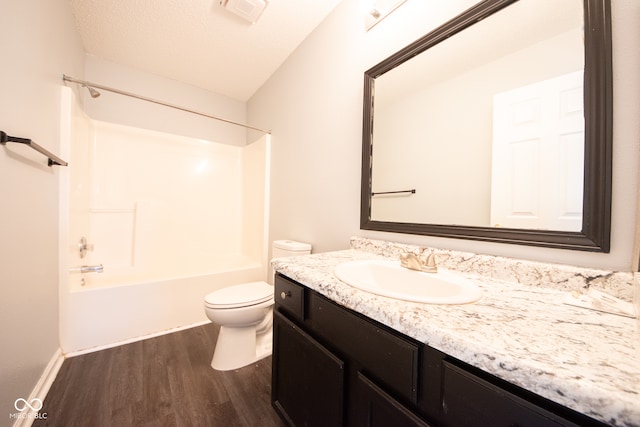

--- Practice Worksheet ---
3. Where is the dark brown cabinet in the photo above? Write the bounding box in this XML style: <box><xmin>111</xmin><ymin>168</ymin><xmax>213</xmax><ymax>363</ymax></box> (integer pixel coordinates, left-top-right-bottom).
<box><xmin>354</xmin><ymin>372</ymin><xmax>430</xmax><ymax>427</ymax></box>
<box><xmin>272</xmin><ymin>273</ymin><xmax>607</xmax><ymax>427</ymax></box>
<box><xmin>441</xmin><ymin>361</ymin><xmax>581</xmax><ymax>427</ymax></box>
<box><xmin>272</xmin><ymin>311</ymin><xmax>344</xmax><ymax>427</ymax></box>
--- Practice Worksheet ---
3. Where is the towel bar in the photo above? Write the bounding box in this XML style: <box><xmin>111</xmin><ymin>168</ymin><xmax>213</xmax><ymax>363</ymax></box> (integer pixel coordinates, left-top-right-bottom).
<box><xmin>0</xmin><ymin>131</ymin><xmax>68</xmax><ymax>167</ymax></box>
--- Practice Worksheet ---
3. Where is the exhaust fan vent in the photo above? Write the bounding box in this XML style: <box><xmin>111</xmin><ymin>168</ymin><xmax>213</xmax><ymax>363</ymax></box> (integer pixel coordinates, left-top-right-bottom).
<box><xmin>219</xmin><ymin>0</ymin><xmax>269</xmax><ymax>24</ymax></box>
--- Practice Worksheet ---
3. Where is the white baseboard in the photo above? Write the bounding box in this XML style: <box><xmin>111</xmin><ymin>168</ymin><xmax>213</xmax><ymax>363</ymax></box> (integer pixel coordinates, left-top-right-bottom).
<box><xmin>10</xmin><ymin>321</ymin><xmax>212</xmax><ymax>427</ymax></box>
<box><xmin>11</xmin><ymin>349</ymin><xmax>64</xmax><ymax>427</ymax></box>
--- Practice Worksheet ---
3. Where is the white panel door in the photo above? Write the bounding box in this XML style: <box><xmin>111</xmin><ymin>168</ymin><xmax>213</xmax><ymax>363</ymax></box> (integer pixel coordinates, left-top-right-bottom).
<box><xmin>490</xmin><ymin>71</ymin><xmax>584</xmax><ymax>231</ymax></box>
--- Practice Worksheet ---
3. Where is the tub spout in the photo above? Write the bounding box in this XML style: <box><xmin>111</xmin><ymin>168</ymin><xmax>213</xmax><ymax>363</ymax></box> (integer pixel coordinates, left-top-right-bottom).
<box><xmin>69</xmin><ymin>264</ymin><xmax>104</xmax><ymax>274</ymax></box>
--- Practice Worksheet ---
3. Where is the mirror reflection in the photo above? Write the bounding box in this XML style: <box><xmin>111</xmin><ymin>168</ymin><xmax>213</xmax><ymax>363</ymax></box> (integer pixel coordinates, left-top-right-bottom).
<box><xmin>370</xmin><ymin>0</ymin><xmax>584</xmax><ymax>231</ymax></box>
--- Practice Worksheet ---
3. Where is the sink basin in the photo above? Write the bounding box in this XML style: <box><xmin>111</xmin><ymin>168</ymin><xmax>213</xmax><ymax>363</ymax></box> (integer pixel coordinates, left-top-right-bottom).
<box><xmin>334</xmin><ymin>260</ymin><xmax>482</xmax><ymax>304</ymax></box>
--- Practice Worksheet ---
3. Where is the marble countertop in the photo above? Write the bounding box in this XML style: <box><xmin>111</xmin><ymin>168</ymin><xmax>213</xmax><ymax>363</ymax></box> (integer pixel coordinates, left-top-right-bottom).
<box><xmin>272</xmin><ymin>247</ymin><xmax>639</xmax><ymax>427</ymax></box>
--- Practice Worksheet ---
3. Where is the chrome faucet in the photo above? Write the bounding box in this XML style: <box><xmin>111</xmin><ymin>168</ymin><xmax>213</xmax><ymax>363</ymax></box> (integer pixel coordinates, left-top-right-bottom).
<box><xmin>399</xmin><ymin>251</ymin><xmax>438</xmax><ymax>273</ymax></box>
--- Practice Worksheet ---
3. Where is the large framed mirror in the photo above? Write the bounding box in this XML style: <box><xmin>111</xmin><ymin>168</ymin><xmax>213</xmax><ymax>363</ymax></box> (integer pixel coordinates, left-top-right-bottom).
<box><xmin>361</xmin><ymin>0</ymin><xmax>612</xmax><ymax>252</ymax></box>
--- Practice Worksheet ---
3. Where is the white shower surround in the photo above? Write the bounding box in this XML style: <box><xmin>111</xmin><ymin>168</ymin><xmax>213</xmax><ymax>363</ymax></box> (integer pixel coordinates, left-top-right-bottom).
<box><xmin>58</xmin><ymin>87</ymin><xmax>270</xmax><ymax>353</ymax></box>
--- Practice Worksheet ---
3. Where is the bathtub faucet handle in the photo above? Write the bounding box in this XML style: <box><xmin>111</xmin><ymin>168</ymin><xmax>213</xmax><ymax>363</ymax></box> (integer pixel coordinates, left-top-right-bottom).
<box><xmin>78</xmin><ymin>236</ymin><xmax>94</xmax><ymax>259</ymax></box>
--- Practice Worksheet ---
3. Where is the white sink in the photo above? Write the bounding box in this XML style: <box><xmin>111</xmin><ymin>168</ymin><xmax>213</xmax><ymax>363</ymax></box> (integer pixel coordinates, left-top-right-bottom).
<box><xmin>334</xmin><ymin>260</ymin><xmax>482</xmax><ymax>304</ymax></box>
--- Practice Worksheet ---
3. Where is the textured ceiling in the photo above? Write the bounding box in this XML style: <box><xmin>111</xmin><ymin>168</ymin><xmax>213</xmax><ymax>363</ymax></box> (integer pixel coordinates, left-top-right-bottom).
<box><xmin>69</xmin><ymin>0</ymin><xmax>344</xmax><ymax>101</ymax></box>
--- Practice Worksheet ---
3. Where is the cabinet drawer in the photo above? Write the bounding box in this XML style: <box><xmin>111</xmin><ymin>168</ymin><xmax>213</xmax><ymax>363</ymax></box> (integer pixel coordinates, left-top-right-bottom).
<box><xmin>274</xmin><ymin>274</ymin><xmax>305</xmax><ymax>321</ymax></box>
<box><xmin>310</xmin><ymin>292</ymin><xmax>419</xmax><ymax>403</ymax></box>
<box><xmin>442</xmin><ymin>360</ymin><xmax>580</xmax><ymax>427</ymax></box>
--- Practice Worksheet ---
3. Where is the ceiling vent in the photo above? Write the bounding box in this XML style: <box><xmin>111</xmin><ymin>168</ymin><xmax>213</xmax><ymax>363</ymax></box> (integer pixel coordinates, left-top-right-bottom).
<box><xmin>219</xmin><ymin>0</ymin><xmax>269</xmax><ymax>24</ymax></box>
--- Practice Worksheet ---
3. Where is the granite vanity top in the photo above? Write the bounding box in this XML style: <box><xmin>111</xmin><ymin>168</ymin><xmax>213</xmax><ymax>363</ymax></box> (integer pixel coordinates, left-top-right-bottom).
<box><xmin>272</xmin><ymin>238</ymin><xmax>639</xmax><ymax>427</ymax></box>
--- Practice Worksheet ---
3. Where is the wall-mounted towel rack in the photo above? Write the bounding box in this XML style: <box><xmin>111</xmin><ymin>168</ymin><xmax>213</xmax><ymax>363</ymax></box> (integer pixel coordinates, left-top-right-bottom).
<box><xmin>371</xmin><ymin>189</ymin><xmax>415</xmax><ymax>196</ymax></box>
<box><xmin>0</xmin><ymin>131</ymin><xmax>68</xmax><ymax>167</ymax></box>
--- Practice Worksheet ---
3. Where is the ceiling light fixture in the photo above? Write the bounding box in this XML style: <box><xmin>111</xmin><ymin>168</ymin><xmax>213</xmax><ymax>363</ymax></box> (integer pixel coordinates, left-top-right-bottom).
<box><xmin>219</xmin><ymin>0</ymin><xmax>269</xmax><ymax>24</ymax></box>
<box><xmin>365</xmin><ymin>0</ymin><xmax>407</xmax><ymax>31</ymax></box>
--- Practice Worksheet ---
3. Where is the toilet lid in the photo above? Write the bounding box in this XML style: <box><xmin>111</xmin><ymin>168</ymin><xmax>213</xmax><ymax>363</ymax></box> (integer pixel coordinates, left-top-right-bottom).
<box><xmin>204</xmin><ymin>281</ymin><xmax>273</xmax><ymax>309</ymax></box>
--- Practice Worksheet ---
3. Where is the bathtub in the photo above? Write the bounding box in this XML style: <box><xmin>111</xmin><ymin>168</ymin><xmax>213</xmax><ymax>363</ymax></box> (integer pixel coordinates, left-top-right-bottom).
<box><xmin>60</xmin><ymin>255</ymin><xmax>265</xmax><ymax>354</ymax></box>
<box><xmin>58</xmin><ymin>88</ymin><xmax>271</xmax><ymax>355</ymax></box>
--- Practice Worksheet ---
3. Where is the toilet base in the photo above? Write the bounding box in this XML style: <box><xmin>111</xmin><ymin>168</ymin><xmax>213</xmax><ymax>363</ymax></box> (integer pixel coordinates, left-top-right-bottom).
<box><xmin>211</xmin><ymin>317</ymin><xmax>273</xmax><ymax>371</ymax></box>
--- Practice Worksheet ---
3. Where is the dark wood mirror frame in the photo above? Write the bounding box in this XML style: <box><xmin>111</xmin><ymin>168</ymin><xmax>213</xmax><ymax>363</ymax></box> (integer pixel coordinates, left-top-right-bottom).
<box><xmin>361</xmin><ymin>0</ymin><xmax>612</xmax><ymax>252</ymax></box>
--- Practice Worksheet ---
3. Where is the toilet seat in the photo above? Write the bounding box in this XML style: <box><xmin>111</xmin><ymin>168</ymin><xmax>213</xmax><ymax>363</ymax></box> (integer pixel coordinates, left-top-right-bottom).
<box><xmin>204</xmin><ymin>281</ymin><xmax>273</xmax><ymax>309</ymax></box>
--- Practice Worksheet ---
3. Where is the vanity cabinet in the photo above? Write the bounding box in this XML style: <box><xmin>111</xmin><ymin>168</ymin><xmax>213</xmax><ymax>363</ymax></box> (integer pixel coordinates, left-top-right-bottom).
<box><xmin>272</xmin><ymin>273</ymin><xmax>607</xmax><ymax>427</ymax></box>
<box><xmin>353</xmin><ymin>372</ymin><xmax>431</xmax><ymax>427</ymax></box>
<box><xmin>272</xmin><ymin>311</ymin><xmax>344</xmax><ymax>426</ymax></box>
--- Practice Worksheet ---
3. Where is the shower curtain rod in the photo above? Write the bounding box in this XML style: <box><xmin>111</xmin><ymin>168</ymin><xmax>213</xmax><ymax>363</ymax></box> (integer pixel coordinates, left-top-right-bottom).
<box><xmin>62</xmin><ymin>74</ymin><xmax>271</xmax><ymax>134</ymax></box>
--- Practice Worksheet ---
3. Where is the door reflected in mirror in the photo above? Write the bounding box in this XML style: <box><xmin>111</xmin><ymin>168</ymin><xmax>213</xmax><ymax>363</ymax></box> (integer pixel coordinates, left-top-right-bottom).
<box><xmin>371</xmin><ymin>0</ymin><xmax>583</xmax><ymax>231</ymax></box>
<box><xmin>361</xmin><ymin>0</ymin><xmax>612</xmax><ymax>251</ymax></box>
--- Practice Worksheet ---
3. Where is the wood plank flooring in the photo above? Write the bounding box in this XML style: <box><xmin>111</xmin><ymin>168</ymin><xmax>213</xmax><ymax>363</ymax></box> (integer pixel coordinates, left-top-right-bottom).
<box><xmin>33</xmin><ymin>323</ymin><xmax>286</xmax><ymax>427</ymax></box>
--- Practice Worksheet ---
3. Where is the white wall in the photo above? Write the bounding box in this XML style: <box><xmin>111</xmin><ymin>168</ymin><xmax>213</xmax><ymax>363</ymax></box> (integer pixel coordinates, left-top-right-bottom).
<box><xmin>0</xmin><ymin>0</ymin><xmax>84</xmax><ymax>419</ymax></box>
<box><xmin>249</xmin><ymin>0</ymin><xmax>640</xmax><ymax>271</ymax></box>
<box><xmin>82</xmin><ymin>55</ymin><xmax>249</xmax><ymax>146</ymax></box>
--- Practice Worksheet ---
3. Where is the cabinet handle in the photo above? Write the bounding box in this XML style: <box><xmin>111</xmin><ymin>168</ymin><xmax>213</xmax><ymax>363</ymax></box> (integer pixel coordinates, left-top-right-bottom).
<box><xmin>280</xmin><ymin>291</ymin><xmax>292</xmax><ymax>300</ymax></box>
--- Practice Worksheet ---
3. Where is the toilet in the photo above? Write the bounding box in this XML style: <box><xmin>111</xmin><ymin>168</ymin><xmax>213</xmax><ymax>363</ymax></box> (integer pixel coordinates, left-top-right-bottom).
<box><xmin>204</xmin><ymin>240</ymin><xmax>312</xmax><ymax>371</ymax></box>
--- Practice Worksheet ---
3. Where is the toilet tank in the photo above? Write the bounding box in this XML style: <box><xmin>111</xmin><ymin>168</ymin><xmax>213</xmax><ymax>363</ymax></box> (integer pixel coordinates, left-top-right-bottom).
<box><xmin>272</xmin><ymin>240</ymin><xmax>312</xmax><ymax>259</ymax></box>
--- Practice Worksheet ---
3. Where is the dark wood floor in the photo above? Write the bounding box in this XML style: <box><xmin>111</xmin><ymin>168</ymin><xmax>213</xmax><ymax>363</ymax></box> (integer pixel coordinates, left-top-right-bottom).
<box><xmin>33</xmin><ymin>323</ymin><xmax>286</xmax><ymax>427</ymax></box>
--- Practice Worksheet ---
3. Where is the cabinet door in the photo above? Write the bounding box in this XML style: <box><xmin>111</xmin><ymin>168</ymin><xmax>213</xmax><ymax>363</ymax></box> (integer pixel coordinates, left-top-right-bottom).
<box><xmin>354</xmin><ymin>372</ymin><xmax>431</xmax><ymax>427</ymax></box>
<box><xmin>272</xmin><ymin>310</ymin><xmax>345</xmax><ymax>427</ymax></box>
<box><xmin>310</xmin><ymin>292</ymin><xmax>420</xmax><ymax>403</ymax></box>
<box><xmin>442</xmin><ymin>361</ymin><xmax>581</xmax><ymax>427</ymax></box>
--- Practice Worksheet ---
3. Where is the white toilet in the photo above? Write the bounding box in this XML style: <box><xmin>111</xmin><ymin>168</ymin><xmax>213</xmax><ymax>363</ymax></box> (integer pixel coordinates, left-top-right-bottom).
<box><xmin>204</xmin><ymin>240</ymin><xmax>312</xmax><ymax>371</ymax></box>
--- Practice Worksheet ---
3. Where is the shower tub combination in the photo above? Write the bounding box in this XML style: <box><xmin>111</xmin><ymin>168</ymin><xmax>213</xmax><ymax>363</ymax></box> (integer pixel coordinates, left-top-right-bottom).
<box><xmin>58</xmin><ymin>87</ymin><xmax>270</xmax><ymax>354</ymax></box>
